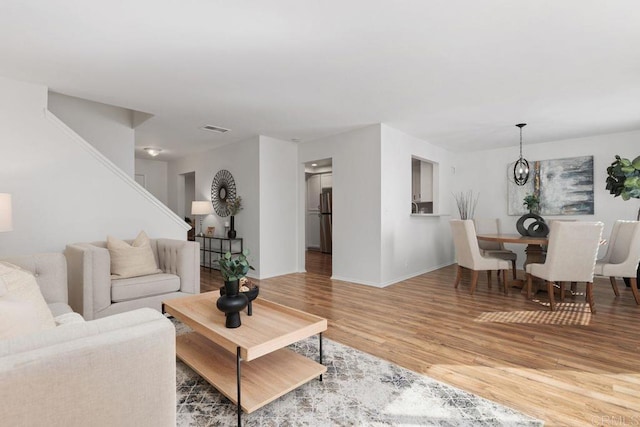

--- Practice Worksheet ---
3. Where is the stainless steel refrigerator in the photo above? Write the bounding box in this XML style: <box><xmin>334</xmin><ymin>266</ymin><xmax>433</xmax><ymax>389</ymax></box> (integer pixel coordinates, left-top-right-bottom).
<box><xmin>319</xmin><ymin>188</ymin><xmax>332</xmax><ymax>254</ymax></box>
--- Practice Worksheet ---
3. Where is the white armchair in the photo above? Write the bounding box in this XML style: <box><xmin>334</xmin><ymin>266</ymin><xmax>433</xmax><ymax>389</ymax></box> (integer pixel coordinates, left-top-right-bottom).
<box><xmin>474</xmin><ymin>218</ymin><xmax>518</xmax><ymax>279</ymax></box>
<box><xmin>65</xmin><ymin>238</ymin><xmax>200</xmax><ymax>320</ymax></box>
<box><xmin>526</xmin><ymin>221</ymin><xmax>603</xmax><ymax>312</ymax></box>
<box><xmin>450</xmin><ymin>220</ymin><xmax>510</xmax><ymax>295</ymax></box>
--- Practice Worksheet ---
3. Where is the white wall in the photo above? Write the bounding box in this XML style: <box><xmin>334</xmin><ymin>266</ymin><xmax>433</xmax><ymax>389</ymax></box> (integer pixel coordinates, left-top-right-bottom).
<box><xmin>258</xmin><ymin>136</ymin><xmax>299</xmax><ymax>278</ymax></box>
<box><xmin>298</xmin><ymin>124</ymin><xmax>456</xmax><ymax>287</ymax></box>
<box><xmin>168</xmin><ymin>137</ymin><xmax>261</xmax><ymax>276</ymax></box>
<box><xmin>48</xmin><ymin>92</ymin><xmax>135</xmax><ymax>177</ymax></box>
<box><xmin>135</xmin><ymin>158</ymin><xmax>169</xmax><ymax>205</ymax></box>
<box><xmin>380</xmin><ymin>125</ymin><xmax>455</xmax><ymax>285</ymax></box>
<box><xmin>453</xmin><ymin>130</ymin><xmax>640</xmax><ymax>267</ymax></box>
<box><xmin>298</xmin><ymin>125</ymin><xmax>383</xmax><ymax>285</ymax></box>
<box><xmin>0</xmin><ymin>76</ymin><xmax>188</xmax><ymax>257</ymax></box>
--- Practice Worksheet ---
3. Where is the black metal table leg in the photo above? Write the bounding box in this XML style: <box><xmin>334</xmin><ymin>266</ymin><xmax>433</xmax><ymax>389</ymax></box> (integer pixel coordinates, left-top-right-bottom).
<box><xmin>237</xmin><ymin>346</ymin><xmax>242</xmax><ymax>427</ymax></box>
<box><xmin>319</xmin><ymin>332</ymin><xmax>323</xmax><ymax>382</ymax></box>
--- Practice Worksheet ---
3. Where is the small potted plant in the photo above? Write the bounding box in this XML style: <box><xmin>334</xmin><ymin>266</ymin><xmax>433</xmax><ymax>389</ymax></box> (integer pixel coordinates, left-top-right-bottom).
<box><xmin>215</xmin><ymin>249</ymin><xmax>255</xmax><ymax>328</ymax></box>
<box><xmin>523</xmin><ymin>194</ymin><xmax>540</xmax><ymax>214</ymax></box>
<box><xmin>217</xmin><ymin>249</ymin><xmax>254</xmax><ymax>288</ymax></box>
<box><xmin>606</xmin><ymin>155</ymin><xmax>640</xmax><ymax>208</ymax></box>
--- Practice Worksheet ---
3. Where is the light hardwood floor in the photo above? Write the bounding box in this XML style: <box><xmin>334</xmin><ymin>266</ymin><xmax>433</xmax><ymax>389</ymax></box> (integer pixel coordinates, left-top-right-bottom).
<box><xmin>200</xmin><ymin>258</ymin><xmax>640</xmax><ymax>426</ymax></box>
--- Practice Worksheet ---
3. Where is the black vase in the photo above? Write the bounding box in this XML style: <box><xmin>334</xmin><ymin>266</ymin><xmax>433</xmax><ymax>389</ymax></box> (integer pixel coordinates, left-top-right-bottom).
<box><xmin>516</xmin><ymin>213</ymin><xmax>549</xmax><ymax>237</ymax></box>
<box><xmin>216</xmin><ymin>279</ymin><xmax>248</xmax><ymax>328</ymax></box>
<box><xmin>228</xmin><ymin>215</ymin><xmax>237</xmax><ymax>239</ymax></box>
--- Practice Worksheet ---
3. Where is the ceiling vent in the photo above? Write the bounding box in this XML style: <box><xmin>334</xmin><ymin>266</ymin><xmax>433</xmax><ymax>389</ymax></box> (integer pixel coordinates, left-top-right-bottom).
<box><xmin>200</xmin><ymin>125</ymin><xmax>230</xmax><ymax>133</ymax></box>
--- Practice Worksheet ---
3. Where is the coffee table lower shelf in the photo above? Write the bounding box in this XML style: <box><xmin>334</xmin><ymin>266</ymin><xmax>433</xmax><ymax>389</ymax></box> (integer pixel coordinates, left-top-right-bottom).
<box><xmin>177</xmin><ymin>332</ymin><xmax>327</xmax><ymax>413</ymax></box>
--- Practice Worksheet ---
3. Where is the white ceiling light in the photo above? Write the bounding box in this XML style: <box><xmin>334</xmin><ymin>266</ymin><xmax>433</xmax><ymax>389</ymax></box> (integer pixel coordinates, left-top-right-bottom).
<box><xmin>311</xmin><ymin>163</ymin><xmax>318</xmax><ymax>167</ymax></box>
<box><xmin>144</xmin><ymin>147</ymin><xmax>162</xmax><ymax>157</ymax></box>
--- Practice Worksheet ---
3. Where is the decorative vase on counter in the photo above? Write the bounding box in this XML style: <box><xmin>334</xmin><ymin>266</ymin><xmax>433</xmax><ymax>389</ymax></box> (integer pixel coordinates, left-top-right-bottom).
<box><xmin>228</xmin><ymin>215</ymin><xmax>237</xmax><ymax>239</ymax></box>
<box><xmin>216</xmin><ymin>279</ymin><xmax>247</xmax><ymax>328</ymax></box>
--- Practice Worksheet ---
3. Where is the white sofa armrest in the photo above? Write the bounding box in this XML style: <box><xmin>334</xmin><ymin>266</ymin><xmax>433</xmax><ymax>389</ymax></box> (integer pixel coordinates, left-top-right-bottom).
<box><xmin>155</xmin><ymin>239</ymin><xmax>200</xmax><ymax>295</ymax></box>
<box><xmin>0</xmin><ymin>308</ymin><xmax>176</xmax><ymax>427</ymax></box>
<box><xmin>65</xmin><ymin>243</ymin><xmax>112</xmax><ymax>320</ymax></box>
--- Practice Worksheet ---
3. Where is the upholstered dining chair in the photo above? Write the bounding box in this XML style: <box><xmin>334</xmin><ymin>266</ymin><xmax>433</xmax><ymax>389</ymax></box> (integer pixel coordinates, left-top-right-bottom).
<box><xmin>594</xmin><ymin>220</ymin><xmax>640</xmax><ymax>305</ymax></box>
<box><xmin>526</xmin><ymin>221</ymin><xmax>604</xmax><ymax>313</ymax></box>
<box><xmin>450</xmin><ymin>220</ymin><xmax>510</xmax><ymax>295</ymax></box>
<box><xmin>473</xmin><ymin>218</ymin><xmax>518</xmax><ymax>279</ymax></box>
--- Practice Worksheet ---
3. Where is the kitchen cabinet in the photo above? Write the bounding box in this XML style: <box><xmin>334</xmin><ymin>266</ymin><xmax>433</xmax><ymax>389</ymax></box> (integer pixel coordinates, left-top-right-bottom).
<box><xmin>307</xmin><ymin>174</ymin><xmax>321</xmax><ymax>211</ymax></box>
<box><xmin>412</xmin><ymin>158</ymin><xmax>421</xmax><ymax>201</ymax></box>
<box><xmin>307</xmin><ymin>173</ymin><xmax>332</xmax><ymax>210</ymax></box>
<box><xmin>420</xmin><ymin>161</ymin><xmax>433</xmax><ymax>202</ymax></box>
<box><xmin>321</xmin><ymin>173</ymin><xmax>332</xmax><ymax>189</ymax></box>
<box><xmin>306</xmin><ymin>212</ymin><xmax>321</xmax><ymax>250</ymax></box>
<box><xmin>412</xmin><ymin>158</ymin><xmax>434</xmax><ymax>202</ymax></box>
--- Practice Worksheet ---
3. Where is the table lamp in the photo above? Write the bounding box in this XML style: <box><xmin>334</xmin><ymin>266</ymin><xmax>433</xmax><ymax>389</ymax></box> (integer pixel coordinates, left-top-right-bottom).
<box><xmin>191</xmin><ymin>201</ymin><xmax>213</xmax><ymax>237</ymax></box>
<box><xmin>0</xmin><ymin>193</ymin><xmax>12</xmax><ymax>232</ymax></box>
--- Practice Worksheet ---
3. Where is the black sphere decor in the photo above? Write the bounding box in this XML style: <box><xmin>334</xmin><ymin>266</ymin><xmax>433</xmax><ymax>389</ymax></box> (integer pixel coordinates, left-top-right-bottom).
<box><xmin>527</xmin><ymin>221</ymin><xmax>549</xmax><ymax>237</ymax></box>
<box><xmin>516</xmin><ymin>213</ymin><xmax>549</xmax><ymax>237</ymax></box>
<box><xmin>216</xmin><ymin>279</ymin><xmax>248</xmax><ymax>328</ymax></box>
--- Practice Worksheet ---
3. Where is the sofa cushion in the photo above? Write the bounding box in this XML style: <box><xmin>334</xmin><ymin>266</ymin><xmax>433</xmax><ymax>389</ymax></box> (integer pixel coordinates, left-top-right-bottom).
<box><xmin>111</xmin><ymin>273</ymin><xmax>180</xmax><ymax>303</ymax></box>
<box><xmin>53</xmin><ymin>312</ymin><xmax>86</xmax><ymax>326</ymax></box>
<box><xmin>0</xmin><ymin>262</ymin><xmax>56</xmax><ymax>333</ymax></box>
<box><xmin>0</xmin><ymin>297</ymin><xmax>41</xmax><ymax>339</ymax></box>
<box><xmin>107</xmin><ymin>231</ymin><xmax>162</xmax><ymax>278</ymax></box>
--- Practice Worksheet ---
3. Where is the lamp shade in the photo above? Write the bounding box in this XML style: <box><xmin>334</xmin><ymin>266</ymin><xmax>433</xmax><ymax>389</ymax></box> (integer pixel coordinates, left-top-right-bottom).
<box><xmin>191</xmin><ymin>201</ymin><xmax>214</xmax><ymax>216</ymax></box>
<box><xmin>0</xmin><ymin>193</ymin><xmax>13</xmax><ymax>232</ymax></box>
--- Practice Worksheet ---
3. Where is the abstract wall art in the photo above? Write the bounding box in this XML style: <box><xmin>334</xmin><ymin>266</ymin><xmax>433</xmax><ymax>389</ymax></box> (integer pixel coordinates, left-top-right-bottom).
<box><xmin>507</xmin><ymin>155</ymin><xmax>594</xmax><ymax>216</ymax></box>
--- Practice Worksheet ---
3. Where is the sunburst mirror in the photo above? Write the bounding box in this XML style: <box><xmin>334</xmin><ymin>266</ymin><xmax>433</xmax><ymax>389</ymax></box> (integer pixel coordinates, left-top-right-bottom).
<box><xmin>211</xmin><ymin>169</ymin><xmax>236</xmax><ymax>216</ymax></box>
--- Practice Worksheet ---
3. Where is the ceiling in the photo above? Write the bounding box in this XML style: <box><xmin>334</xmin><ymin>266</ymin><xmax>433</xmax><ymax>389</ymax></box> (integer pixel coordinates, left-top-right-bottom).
<box><xmin>1</xmin><ymin>1</ymin><xmax>639</xmax><ymax>160</ymax></box>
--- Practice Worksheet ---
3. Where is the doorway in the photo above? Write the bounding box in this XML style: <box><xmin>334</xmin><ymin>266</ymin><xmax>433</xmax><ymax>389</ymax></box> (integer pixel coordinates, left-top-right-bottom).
<box><xmin>304</xmin><ymin>158</ymin><xmax>332</xmax><ymax>276</ymax></box>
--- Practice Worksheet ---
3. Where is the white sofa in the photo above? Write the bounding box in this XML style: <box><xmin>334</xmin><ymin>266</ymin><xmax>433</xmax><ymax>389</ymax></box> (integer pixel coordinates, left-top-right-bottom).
<box><xmin>0</xmin><ymin>252</ymin><xmax>176</xmax><ymax>427</ymax></box>
<box><xmin>65</xmin><ymin>238</ymin><xmax>200</xmax><ymax>320</ymax></box>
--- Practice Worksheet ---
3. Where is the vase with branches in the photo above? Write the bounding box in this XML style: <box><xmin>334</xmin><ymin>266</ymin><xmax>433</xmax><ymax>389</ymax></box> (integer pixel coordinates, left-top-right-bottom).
<box><xmin>452</xmin><ymin>191</ymin><xmax>479</xmax><ymax>220</ymax></box>
<box><xmin>226</xmin><ymin>196</ymin><xmax>243</xmax><ymax>238</ymax></box>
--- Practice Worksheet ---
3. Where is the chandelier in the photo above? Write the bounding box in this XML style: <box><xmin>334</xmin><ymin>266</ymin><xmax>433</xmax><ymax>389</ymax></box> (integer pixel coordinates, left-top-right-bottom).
<box><xmin>513</xmin><ymin>123</ymin><xmax>529</xmax><ymax>186</ymax></box>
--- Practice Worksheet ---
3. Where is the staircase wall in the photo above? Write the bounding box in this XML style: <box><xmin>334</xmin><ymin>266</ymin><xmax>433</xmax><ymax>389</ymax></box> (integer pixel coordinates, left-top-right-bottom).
<box><xmin>0</xmin><ymin>75</ymin><xmax>188</xmax><ymax>257</ymax></box>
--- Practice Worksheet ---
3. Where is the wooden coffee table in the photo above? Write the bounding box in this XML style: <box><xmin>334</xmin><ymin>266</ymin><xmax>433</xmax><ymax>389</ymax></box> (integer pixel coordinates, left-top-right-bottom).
<box><xmin>162</xmin><ymin>291</ymin><xmax>327</xmax><ymax>426</ymax></box>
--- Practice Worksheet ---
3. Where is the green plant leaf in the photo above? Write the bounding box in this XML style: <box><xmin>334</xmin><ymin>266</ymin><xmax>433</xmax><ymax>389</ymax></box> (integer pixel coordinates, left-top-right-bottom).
<box><xmin>621</xmin><ymin>166</ymin><xmax>636</xmax><ymax>174</ymax></box>
<box><xmin>624</xmin><ymin>176</ymin><xmax>640</xmax><ymax>188</ymax></box>
<box><xmin>632</xmin><ymin>156</ymin><xmax>640</xmax><ymax>169</ymax></box>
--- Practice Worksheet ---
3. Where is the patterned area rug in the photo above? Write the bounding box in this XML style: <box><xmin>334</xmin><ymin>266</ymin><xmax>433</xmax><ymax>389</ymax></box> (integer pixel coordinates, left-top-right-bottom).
<box><xmin>174</xmin><ymin>321</ymin><xmax>543</xmax><ymax>426</ymax></box>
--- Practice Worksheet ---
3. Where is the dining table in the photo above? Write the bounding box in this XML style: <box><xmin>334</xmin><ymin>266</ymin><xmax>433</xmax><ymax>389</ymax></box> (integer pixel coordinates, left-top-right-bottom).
<box><xmin>476</xmin><ymin>233</ymin><xmax>549</xmax><ymax>291</ymax></box>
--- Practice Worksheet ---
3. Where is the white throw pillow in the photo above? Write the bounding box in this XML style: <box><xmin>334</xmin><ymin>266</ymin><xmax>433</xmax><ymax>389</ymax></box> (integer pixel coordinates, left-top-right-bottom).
<box><xmin>107</xmin><ymin>231</ymin><xmax>162</xmax><ymax>278</ymax></box>
<box><xmin>0</xmin><ymin>262</ymin><xmax>56</xmax><ymax>338</ymax></box>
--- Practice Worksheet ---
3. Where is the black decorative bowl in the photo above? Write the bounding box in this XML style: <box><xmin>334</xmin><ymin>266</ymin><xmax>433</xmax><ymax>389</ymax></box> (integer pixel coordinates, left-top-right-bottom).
<box><xmin>219</xmin><ymin>284</ymin><xmax>259</xmax><ymax>315</ymax></box>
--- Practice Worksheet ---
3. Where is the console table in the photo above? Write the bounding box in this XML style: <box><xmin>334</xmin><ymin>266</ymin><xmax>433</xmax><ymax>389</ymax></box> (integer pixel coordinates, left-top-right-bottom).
<box><xmin>197</xmin><ymin>236</ymin><xmax>243</xmax><ymax>270</ymax></box>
